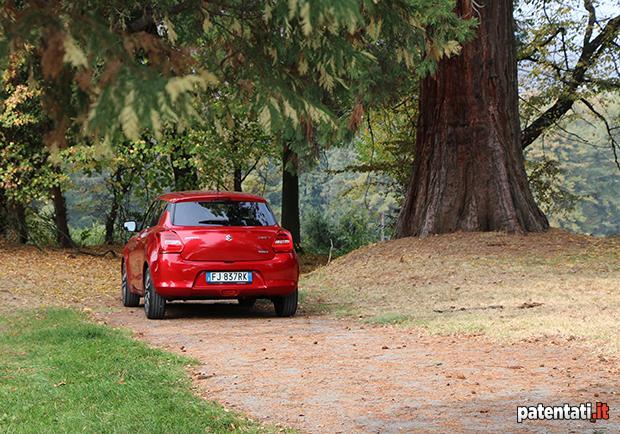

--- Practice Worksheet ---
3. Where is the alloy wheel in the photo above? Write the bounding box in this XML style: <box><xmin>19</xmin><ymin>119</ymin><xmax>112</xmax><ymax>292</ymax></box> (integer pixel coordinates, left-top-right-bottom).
<box><xmin>144</xmin><ymin>272</ymin><xmax>151</xmax><ymax>312</ymax></box>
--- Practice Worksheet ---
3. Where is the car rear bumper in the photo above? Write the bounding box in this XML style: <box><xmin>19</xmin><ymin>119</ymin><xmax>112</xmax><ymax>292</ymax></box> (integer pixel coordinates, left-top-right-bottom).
<box><xmin>150</xmin><ymin>252</ymin><xmax>299</xmax><ymax>299</ymax></box>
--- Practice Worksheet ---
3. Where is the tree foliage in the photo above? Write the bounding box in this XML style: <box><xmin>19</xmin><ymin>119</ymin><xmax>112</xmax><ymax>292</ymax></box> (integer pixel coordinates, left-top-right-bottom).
<box><xmin>526</xmin><ymin>100</ymin><xmax>620</xmax><ymax>235</ymax></box>
<box><xmin>0</xmin><ymin>0</ymin><xmax>618</xmax><ymax>247</ymax></box>
<box><xmin>0</xmin><ymin>54</ymin><xmax>63</xmax><ymax>205</ymax></box>
<box><xmin>516</xmin><ymin>0</ymin><xmax>620</xmax><ymax>158</ymax></box>
<box><xmin>0</xmin><ymin>0</ymin><xmax>472</xmax><ymax>146</ymax></box>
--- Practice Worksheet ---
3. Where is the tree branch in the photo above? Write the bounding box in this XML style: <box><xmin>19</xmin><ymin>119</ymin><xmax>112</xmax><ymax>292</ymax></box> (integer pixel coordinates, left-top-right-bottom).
<box><xmin>240</xmin><ymin>158</ymin><xmax>261</xmax><ymax>183</ymax></box>
<box><xmin>521</xmin><ymin>11</ymin><xmax>620</xmax><ymax>149</ymax></box>
<box><xmin>126</xmin><ymin>0</ymin><xmax>199</xmax><ymax>34</ymax></box>
<box><xmin>580</xmin><ymin>98</ymin><xmax>620</xmax><ymax>171</ymax></box>
<box><xmin>517</xmin><ymin>26</ymin><xmax>564</xmax><ymax>62</ymax></box>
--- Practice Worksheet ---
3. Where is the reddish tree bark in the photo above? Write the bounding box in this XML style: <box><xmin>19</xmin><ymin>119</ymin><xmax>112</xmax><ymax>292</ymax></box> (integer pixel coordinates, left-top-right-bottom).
<box><xmin>396</xmin><ymin>0</ymin><xmax>548</xmax><ymax>237</ymax></box>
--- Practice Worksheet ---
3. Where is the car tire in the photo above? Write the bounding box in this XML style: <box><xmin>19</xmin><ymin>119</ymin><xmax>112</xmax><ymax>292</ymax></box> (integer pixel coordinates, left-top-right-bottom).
<box><xmin>237</xmin><ymin>297</ymin><xmax>257</xmax><ymax>308</ymax></box>
<box><xmin>144</xmin><ymin>267</ymin><xmax>166</xmax><ymax>319</ymax></box>
<box><xmin>273</xmin><ymin>288</ymin><xmax>298</xmax><ymax>317</ymax></box>
<box><xmin>121</xmin><ymin>261</ymin><xmax>140</xmax><ymax>307</ymax></box>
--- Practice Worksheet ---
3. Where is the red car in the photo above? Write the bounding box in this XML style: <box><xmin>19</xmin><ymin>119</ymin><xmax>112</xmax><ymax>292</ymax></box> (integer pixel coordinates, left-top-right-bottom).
<box><xmin>121</xmin><ymin>191</ymin><xmax>299</xmax><ymax>319</ymax></box>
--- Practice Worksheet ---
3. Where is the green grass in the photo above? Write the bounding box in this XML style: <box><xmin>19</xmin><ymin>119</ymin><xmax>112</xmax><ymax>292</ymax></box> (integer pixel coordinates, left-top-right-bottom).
<box><xmin>0</xmin><ymin>309</ymin><xmax>282</xmax><ymax>433</ymax></box>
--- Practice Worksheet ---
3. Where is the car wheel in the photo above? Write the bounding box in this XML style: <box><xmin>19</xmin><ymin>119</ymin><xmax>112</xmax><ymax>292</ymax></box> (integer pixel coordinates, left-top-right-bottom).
<box><xmin>144</xmin><ymin>267</ymin><xmax>166</xmax><ymax>319</ymax></box>
<box><xmin>273</xmin><ymin>288</ymin><xmax>298</xmax><ymax>317</ymax></box>
<box><xmin>237</xmin><ymin>297</ymin><xmax>257</xmax><ymax>308</ymax></box>
<box><xmin>121</xmin><ymin>261</ymin><xmax>140</xmax><ymax>307</ymax></box>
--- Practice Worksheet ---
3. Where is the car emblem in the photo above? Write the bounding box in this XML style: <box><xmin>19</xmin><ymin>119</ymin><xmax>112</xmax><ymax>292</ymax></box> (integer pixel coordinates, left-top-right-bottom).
<box><xmin>225</xmin><ymin>234</ymin><xmax>233</xmax><ymax>241</ymax></box>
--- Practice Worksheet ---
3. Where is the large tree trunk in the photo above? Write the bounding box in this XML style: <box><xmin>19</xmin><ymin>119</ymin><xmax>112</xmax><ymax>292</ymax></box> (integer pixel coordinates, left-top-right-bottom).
<box><xmin>52</xmin><ymin>185</ymin><xmax>74</xmax><ymax>247</ymax></box>
<box><xmin>396</xmin><ymin>0</ymin><xmax>548</xmax><ymax>237</ymax></box>
<box><xmin>281</xmin><ymin>145</ymin><xmax>301</xmax><ymax>249</ymax></box>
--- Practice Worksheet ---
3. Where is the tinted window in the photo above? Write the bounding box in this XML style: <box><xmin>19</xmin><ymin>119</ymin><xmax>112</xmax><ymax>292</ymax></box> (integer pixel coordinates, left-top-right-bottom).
<box><xmin>141</xmin><ymin>202</ymin><xmax>156</xmax><ymax>230</ymax></box>
<box><xmin>142</xmin><ymin>201</ymin><xmax>168</xmax><ymax>229</ymax></box>
<box><xmin>151</xmin><ymin>201</ymin><xmax>168</xmax><ymax>227</ymax></box>
<box><xmin>173</xmin><ymin>201</ymin><xmax>277</xmax><ymax>227</ymax></box>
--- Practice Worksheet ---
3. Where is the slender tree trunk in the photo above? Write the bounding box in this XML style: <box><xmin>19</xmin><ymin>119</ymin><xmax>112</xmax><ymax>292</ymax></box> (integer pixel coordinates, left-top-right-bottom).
<box><xmin>233</xmin><ymin>167</ymin><xmax>243</xmax><ymax>192</ymax></box>
<box><xmin>0</xmin><ymin>189</ymin><xmax>5</xmax><ymax>238</ymax></box>
<box><xmin>396</xmin><ymin>0</ymin><xmax>548</xmax><ymax>237</ymax></box>
<box><xmin>12</xmin><ymin>203</ymin><xmax>29</xmax><ymax>244</ymax></box>
<box><xmin>52</xmin><ymin>185</ymin><xmax>73</xmax><ymax>247</ymax></box>
<box><xmin>281</xmin><ymin>145</ymin><xmax>301</xmax><ymax>248</ymax></box>
<box><xmin>172</xmin><ymin>163</ymin><xmax>198</xmax><ymax>191</ymax></box>
<box><xmin>105</xmin><ymin>197</ymin><xmax>119</xmax><ymax>245</ymax></box>
<box><xmin>0</xmin><ymin>199</ymin><xmax>27</xmax><ymax>243</ymax></box>
<box><xmin>104</xmin><ymin>168</ymin><xmax>132</xmax><ymax>245</ymax></box>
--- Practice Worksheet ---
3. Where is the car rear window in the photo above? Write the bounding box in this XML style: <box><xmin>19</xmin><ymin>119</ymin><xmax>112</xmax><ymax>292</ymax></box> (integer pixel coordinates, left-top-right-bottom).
<box><xmin>173</xmin><ymin>201</ymin><xmax>277</xmax><ymax>227</ymax></box>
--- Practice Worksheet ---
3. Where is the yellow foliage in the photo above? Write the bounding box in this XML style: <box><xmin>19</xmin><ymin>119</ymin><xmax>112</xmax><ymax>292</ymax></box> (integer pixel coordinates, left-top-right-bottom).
<box><xmin>300</xmin><ymin>2</ymin><xmax>312</xmax><ymax>36</ymax></box>
<box><xmin>120</xmin><ymin>90</ymin><xmax>140</xmax><ymax>140</ymax></box>
<box><xmin>259</xmin><ymin>105</ymin><xmax>271</xmax><ymax>130</ymax></box>
<box><xmin>162</xmin><ymin>15</ymin><xmax>178</xmax><ymax>44</ymax></box>
<box><xmin>165</xmin><ymin>75</ymin><xmax>206</xmax><ymax>103</ymax></box>
<box><xmin>442</xmin><ymin>40</ymin><xmax>462</xmax><ymax>58</ymax></box>
<box><xmin>63</xmin><ymin>35</ymin><xmax>88</xmax><ymax>68</ymax></box>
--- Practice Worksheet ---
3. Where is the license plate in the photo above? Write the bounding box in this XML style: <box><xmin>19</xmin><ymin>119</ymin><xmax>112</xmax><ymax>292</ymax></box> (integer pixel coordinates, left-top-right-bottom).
<box><xmin>207</xmin><ymin>271</ymin><xmax>252</xmax><ymax>283</ymax></box>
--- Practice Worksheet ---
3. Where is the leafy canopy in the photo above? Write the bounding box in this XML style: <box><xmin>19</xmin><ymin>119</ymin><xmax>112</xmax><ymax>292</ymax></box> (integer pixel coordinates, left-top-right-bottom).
<box><xmin>0</xmin><ymin>0</ymin><xmax>473</xmax><ymax>145</ymax></box>
<box><xmin>0</xmin><ymin>52</ymin><xmax>64</xmax><ymax>204</ymax></box>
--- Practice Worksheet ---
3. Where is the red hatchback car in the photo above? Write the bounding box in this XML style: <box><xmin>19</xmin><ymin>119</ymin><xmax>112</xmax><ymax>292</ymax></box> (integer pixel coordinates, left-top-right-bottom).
<box><xmin>121</xmin><ymin>191</ymin><xmax>299</xmax><ymax>319</ymax></box>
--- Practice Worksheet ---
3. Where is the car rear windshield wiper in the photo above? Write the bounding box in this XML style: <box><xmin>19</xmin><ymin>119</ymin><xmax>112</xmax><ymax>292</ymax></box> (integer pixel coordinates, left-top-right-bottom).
<box><xmin>197</xmin><ymin>219</ymin><xmax>230</xmax><ymax>225</ymax></box>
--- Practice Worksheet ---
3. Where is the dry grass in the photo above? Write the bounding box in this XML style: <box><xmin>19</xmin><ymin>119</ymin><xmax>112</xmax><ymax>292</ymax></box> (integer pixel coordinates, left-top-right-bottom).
<box><xmin>2</xmin><ymin>231</ymin><xmax>619</xmax><ymax>353</ymax></box>
<box><xmin>0</xmin><ymin>240</ymin><xmax>120</xmax><ymax>309</ymax></box>
<box><xmin>0</xmin><ymin>240</ymin><xmax>326</xmax><ymax>310</ymax></box>
<box><xmin>301</xmin><ymin>229</ymin><xmax>620</xmax><ymax>353</ymax></box>
<box><xmin>298</xmin><ymin>252</ymin><xmax>329</xmax><ymax>274</ymax></box>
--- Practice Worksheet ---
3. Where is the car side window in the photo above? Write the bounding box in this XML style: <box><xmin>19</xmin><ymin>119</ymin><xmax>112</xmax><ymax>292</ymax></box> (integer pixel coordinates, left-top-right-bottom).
<box><xmin>141</xmin><ymin>201</ymin><xmax>158</xmax><ymax>230</ymax></box>
<box><xmin>150</xmin><ymin>201</ymin><xmax>168</xmax><ymax>227</ymax></box>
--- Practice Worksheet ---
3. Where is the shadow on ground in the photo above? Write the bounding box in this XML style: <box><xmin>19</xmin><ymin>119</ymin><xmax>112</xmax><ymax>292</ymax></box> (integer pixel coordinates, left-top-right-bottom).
<box><xmin>155</xmin><ymin>300</ymin><xmax>280</xmax><ymax>320</ymax></box>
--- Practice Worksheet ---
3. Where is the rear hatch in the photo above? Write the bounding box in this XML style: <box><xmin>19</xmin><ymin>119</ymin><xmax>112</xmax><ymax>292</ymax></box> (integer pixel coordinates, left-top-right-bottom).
<box><xmin>175</xmin><ymin>226</ymin><xmax>279</xmax><ymax>261</ymax></box>
<box><xmin>171</xmin><ymin>199</ymin><xmax>280</xmax><ymax>262</ymax></box>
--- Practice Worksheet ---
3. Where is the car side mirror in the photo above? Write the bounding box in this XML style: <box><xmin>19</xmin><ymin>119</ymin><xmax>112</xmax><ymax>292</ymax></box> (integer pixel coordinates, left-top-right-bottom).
<box><xmin>123</xmin><ymin>221</ymin><xmax>137</xmax><ymax>232</ymax></box>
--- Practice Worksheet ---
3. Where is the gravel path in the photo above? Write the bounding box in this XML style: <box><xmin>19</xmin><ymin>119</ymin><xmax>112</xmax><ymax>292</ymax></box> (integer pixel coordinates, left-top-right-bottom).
<box><xmin>101</xmin><ymin>301</ymin><xmax>620</xmax><ymax>433</ymax></box>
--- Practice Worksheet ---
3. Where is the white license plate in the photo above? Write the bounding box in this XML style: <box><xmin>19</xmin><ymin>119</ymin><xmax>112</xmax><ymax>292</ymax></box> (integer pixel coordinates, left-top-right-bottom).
<box><xmin>207</xmin><ymin>271</ymin><xmax>252</xmax><ymax>283</ymax></box>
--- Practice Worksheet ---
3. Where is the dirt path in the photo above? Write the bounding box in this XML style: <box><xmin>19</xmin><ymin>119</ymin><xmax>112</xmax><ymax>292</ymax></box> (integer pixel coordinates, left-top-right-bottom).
<box><xmin>100</xmin><ymin>302</ymin><xmax>620</xmax><ymax>433</ymax></box>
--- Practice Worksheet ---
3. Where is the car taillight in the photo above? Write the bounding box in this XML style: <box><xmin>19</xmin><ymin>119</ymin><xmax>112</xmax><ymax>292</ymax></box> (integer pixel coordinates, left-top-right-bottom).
<box><xmin>272</xmin><ymin>230</ymin><xmax>294</xmax><ymax>253</ymax></box>
<box><xmin>159</xmin><ymin>231</ymin><xmax>184</xmax><ymax>253</ymax></box>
